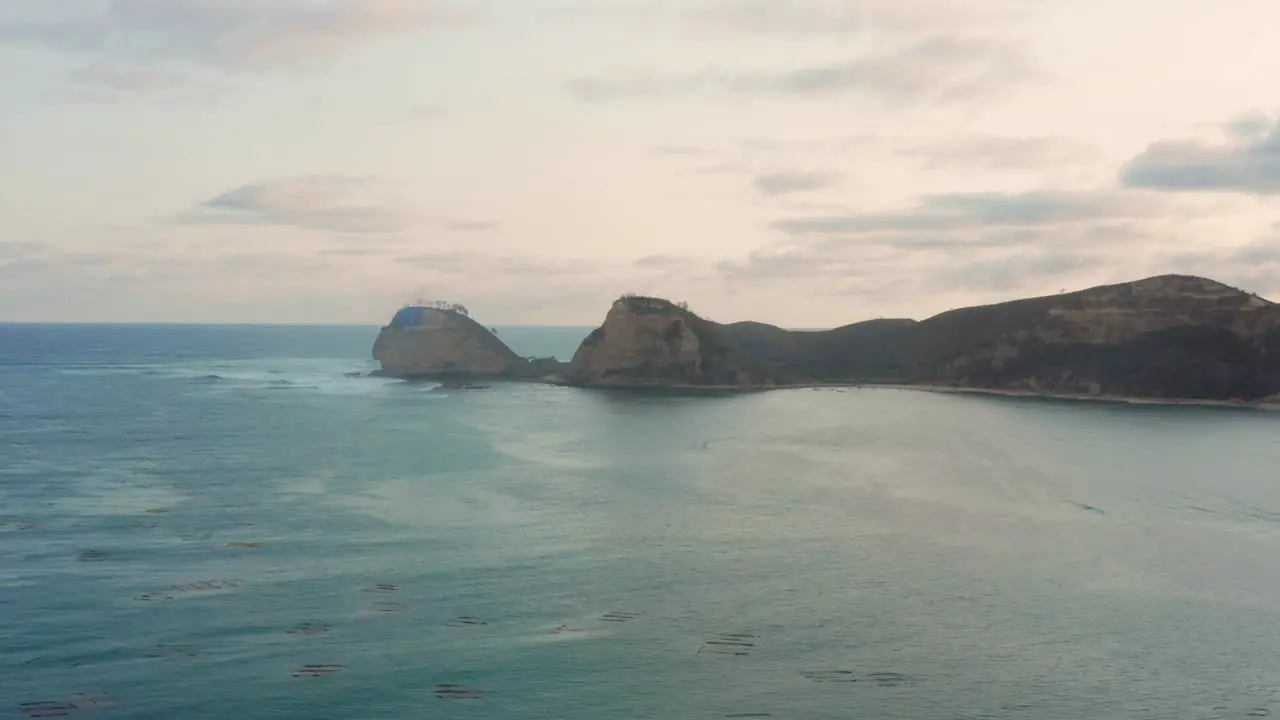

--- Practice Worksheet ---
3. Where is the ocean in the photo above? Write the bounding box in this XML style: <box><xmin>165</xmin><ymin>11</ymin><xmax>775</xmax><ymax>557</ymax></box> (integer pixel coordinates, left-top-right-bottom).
<box><xmin>4</xmin><ymin>323</ymin><xmax>1280</xmax><ymax>720</ymax></box>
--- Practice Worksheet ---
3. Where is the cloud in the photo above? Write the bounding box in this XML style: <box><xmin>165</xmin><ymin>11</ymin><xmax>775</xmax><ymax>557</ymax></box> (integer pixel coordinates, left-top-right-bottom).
<box><xmin>691</xmin><ymin>163</ymin><xmax>752</xmax><ymax>176</ymax></box>
<box><xmin>926</xmin><ymin>251</ymin><xmax>1104</xmax><ymax>294</ymax></box>
<box><xmin>754</xmin><ymin>171</ymin><xmax>841</xmax><ymax>195</ymax></box>
<box><xmin>715</xmin><ymin>185</ymin><xmax>1213</xmax><ymax>308</ymax></box>
<box><xmin>409</xmin><ymin>103</ymin><xmax>448</xmax><ymax>119</ymax></box>
<box><xmin>716</xmin><ymin>230</ymin><xmax>1120</xmax><ymax>303</ymax></box>
<box><xmin>65</xmin><ymin>62</ymin><xmax>222</xmax><ymax>101</ymax></box>
<box><xmin>0</xmin><ymin>243</ymin><xmax>382</xmax><ymax>322</ymax></box>
<box><xmin>633</xmin><ymin>254</ymin><xmax>688</xmax><ymax>269</ymax></box>
<box><xmin>397</xmin><ymin>252</ymin><xmax>599</xmax><ymax>278</ymax></box>
<box><xmin>0</xmin><ymin>253</ymin><xmax>118</xmax><ymax>284</ymax></box>
<box><xmin>0</xmin><ymin>0</ymin><xmax>467</xmax><ymax>71</ymax></box>
<box><xmin>321</xmin><ymin>246</ymin><xmax>397</xmax><ymax>256</ymax></box>
<box><xmin>650</xmin><ymin>144</ymin><xmax>751</xmax><ymax>174</ymax></box>
<box><xmin>898</xmin><ymin>135</ymin><xmax>1097</xmax><ymax>170</ymax></box>
<box><xmin>179</xmin><ymin>175</ymin><xmax>413</xmax><ymax>234</ymax></box>
<box><xmin>1234</xmin><ymin>239</ymin><xmax>1280</xmax><ymax>266</ymax></box>
<box><xmin>210</xmin><ymin>251</ymin><xmax>334</xmax><ymax>279</ymax></box>
<box><xmin>538</xmin><ymin>0</ymin><xmax>1027</xmax><ymax>41</ymax></box>
<box><xmin>716</xmin><ymin>249</ymin><xmax>841</xmax><ymax>282</ymax></box>
<box><xmin>443</xmin><ymin>220</ymin><xmax>499</xmax><ymax>232</ymax></box>
<box><xmin>1147</xmin><ymin>236</ymin><xmax>1280</xmax><ymax>299</ymax></box>
<box><xmin>1223</xmin><ymin>109</ymin><xmax>1275</xmax><ymax>141</ymax></box>
<box><xmin>772</xmin><ymin>190</ymin><xmax>1166</xmax><ymax>235</ymax></box>
<box><xmin>568</xmin><ymin>36</ymin><xmax>1041</xmax><ymax>104</ymax></box>
<box><xmin>69</xmin><ymin>64</ymin><xmax>191</xmax><ymax>93</ymax></box>
<box><xmin>1120</xmin><ymin>112</ymin><xmax>1280</xmax><ymax>194</ymax></box>
<box><xmin>0</xmin><ymin>242</ymin><xmax>47</xmax><ymax>260</ymax></box>
<box><xmin>1161</xmin><ymin>237</ymin><xmax>1280</xmax><ymax>270</ymax></box>
<box><xmin>654</xmin><ymin>145</ymin><xmax>712</xmax><ymax>157</ymax></box>
<box><xmin>689</xmin><ymin>0</ymin><xmax>1027</xmax><ymax>37</ymax></box>
<box><xmin>739</xmin><ymin>134</ymin><xmax>881</xmax><ymax>155</ymax></box>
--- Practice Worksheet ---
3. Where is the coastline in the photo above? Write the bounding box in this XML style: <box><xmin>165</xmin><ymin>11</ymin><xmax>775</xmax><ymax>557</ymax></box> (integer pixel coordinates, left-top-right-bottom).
<box><xmin>828</xmin><ymin>382</ymin><xmax>1280</xmax><ymax>411</ymax></box>
<box><xmin>373</xmin><ymin>276</ymin><xmax>1280</xmax><ymax>410</ymax></box>
<box><xmin>372</xmin><ymin>370</ymin><xmax>1280</xmax><ymax>409</ymax></box>
<box><xmin>541</xmin><ymin>377</ymin><xmax>775</xmax><ymax>395</ymax></box>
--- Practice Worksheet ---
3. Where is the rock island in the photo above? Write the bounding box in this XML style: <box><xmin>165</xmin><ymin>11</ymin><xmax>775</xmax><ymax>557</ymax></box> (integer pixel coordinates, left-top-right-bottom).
<box><xmin>371</xmin><ymin>303</ymin><xmax>562</xmax><ymax>380</ymax></box>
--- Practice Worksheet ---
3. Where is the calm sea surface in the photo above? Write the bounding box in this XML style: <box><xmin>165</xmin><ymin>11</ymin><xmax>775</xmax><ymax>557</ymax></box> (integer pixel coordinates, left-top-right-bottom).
<box><xmin>4</xmin><ymin>324</ymin><xmax>1280</xmax><ymax>720</ymax></box>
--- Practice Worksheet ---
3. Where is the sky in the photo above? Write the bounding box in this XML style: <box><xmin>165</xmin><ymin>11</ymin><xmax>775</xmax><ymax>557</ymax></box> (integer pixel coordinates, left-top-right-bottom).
<box><xmin>1</xmin><ymin>0</ymin><xmax>1279</xmax><ymax>327</ymax></box>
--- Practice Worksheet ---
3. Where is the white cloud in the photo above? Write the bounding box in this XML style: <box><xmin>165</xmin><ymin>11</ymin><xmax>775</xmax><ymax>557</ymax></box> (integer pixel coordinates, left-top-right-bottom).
<box><xmin>1121</xmin><ymin>111</ymin><xmax>1280</xmax><ymax>194</ymax></box>
<box><xmin>687</xmin><ymin>0</ymin><xmax>1029</xmax><ymax>37</ymax></box>
<box><xmin>898</xmin><ymin>135</ymin><xmax>1098</xmax><ymax>170</ymax></box>
<box><xmin>754</xmin><ymin>171</ymin><xmax>841</xmax><ymax>195</ymax></box>
<box><xmin>179</xmin><ymin>175</ymin><xmax>414</xmax><ymax>234</ymax></box>
<box><xmin>0</xmin><ymin>0</ymin><xmax>468</xmax><ymax>71</ymax></box>
<box><xmin>771</xmin><ymin>190</ymin><xmax>1173</xmax><ymax>235</ymax></box>
<box><xmin>569</xmin><ymin>37</ymin><xmax>1042</xmax><ymax>105</ymax></box>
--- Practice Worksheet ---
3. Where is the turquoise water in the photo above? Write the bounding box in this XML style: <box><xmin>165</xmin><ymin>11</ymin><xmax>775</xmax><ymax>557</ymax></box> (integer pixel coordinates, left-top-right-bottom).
<box><xmin>4</xmin><ymin>324</ymin><xmax>1280</xmax><ymax>719</ymax></box>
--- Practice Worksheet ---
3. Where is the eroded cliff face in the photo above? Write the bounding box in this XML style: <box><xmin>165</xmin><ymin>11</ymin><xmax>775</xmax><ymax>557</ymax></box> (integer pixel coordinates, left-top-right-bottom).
<box><xmin>922</xmin><ymin>276</ymin><xmax>1280</xmax><ymax>399</ymax></box>
<box><xmin>564</xmin><ymin>297</ymin><xmax>776</xmax><ymax>388</ymax></box>
<box><xmin>372</xmin><ymin>306</ymin><xmax>531</xmax><ymax>379</ymax></box>
<box><xmin>375</xmin><ymin>275</ymin><xmax>1280</xmax><ymax>400</ymax></box>
<box><xmin>722</xmin><ymin>274</ymin><xmax>1280</xmax><ymax>401</ymax></box>
<box><xmin>959</xmin><ymin>275</ymin><xmax>1271</xmax><ymax>346</ymax></box>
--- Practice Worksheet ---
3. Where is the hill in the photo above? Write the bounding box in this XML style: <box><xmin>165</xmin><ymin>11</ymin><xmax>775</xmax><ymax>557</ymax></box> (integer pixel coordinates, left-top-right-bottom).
<box><xmin>562</xmin><ymin>295</ymin><xmax>778</xmax><ymax>388</ymax></box>
<box><xmin>372</xmin><ymin>305</ymin><xmax>561</xmax><ymax>379</ymax></box>
<box><xmin>720</xmin><ymin>275</ymin><xmax>1280</xmax><ymax>400</ymax></box>
<box><xmin>375</xmin><ymin>275</ymin><xmax>1280</xmax><ymax>401</ymax></box>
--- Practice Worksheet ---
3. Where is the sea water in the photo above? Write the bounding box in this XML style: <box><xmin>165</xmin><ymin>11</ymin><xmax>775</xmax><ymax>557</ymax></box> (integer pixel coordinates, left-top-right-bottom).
<box><xmin>3</xmin><ymin>324</ymin><xmax>1280</xmax><ymax>720</ymax></box>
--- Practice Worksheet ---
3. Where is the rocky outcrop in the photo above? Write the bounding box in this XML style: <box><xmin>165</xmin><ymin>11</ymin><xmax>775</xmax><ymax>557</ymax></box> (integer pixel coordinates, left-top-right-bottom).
<box><xmin>376</xmin><ymin>275</ymin><xmax>1280</xmax><ymax>401</ymax></box>
<box><xmin>722</xmin><ymin>274</ymin><xmax>1280</xmax><ymax>401</ymax></box>
<box><xmin>563</xmin><ymin>296</ymin><xmax>778</xmax><ymax>389</ymax></box>
<box><xmin>372</xmin><ymin>306</ymin><xmax>535</xmax><ymax>379</ymax></box>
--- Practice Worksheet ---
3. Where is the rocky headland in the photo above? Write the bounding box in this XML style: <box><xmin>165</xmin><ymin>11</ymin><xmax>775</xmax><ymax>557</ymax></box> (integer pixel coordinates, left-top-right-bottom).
<box><xmin>371</xmin><ymin>305</ymin><xmax>563</xmax><ymax>380</ymax></box>
<box><xmin>372</xmin><ymin>275</ymin><xmax>1280</xmax><ymax>402</ymax></box>
<box><xmin>561</xmin><ymin>295</ymin><xmax>778</xmax><ymax>389</ymax></box>
<box><xmin>720</xmin><ymin>274</ymin><xmax>1280</xmax><ymax>402</ymax></box>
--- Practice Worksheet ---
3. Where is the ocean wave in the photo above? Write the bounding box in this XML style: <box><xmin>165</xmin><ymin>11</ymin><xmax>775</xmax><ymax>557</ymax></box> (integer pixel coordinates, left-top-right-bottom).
<box><xmin>86</xmin><ymin>358</ymin><xmax>400</xmax><ymax>396</ymax></box>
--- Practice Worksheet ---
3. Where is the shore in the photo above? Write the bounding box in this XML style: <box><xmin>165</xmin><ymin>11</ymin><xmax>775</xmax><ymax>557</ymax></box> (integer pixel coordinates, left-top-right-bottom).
<box><xmin>373</xmin><ymin>371</ymin><xmax>1280</xmax><ymax>409</ymax></box>
<box><xmin>541</xmin><ymin>377</ymin><xmax>774</xmax><ymax>394</ymax></box>
<box><xmin>824</xmin><ymin>382</ymin><xmax>1280</xmax><ymax>411</ymax></box>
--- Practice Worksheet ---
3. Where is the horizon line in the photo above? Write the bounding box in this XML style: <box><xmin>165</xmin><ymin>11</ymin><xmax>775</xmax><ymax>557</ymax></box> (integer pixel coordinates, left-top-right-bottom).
<box><xmin>0</xmin><ymin>321</ymin><xmax>601</xmax><ymax>328</ymax></box>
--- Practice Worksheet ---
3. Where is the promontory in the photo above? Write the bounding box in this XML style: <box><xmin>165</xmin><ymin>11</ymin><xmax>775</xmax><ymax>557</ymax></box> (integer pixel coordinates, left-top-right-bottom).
<box><xmin>561</xmin><ymin>295</ymin><xmax>777</xmax><ymax>389</ymax></box>
<box><xmin>371</xmin><ymin>275</ymin><xmax>1280</xmax><ymax>402</ymax></box>
<box><xmin>371</xmin><ymin>304</ymin><xmax>561</xmax><ymax>380</ymax></box>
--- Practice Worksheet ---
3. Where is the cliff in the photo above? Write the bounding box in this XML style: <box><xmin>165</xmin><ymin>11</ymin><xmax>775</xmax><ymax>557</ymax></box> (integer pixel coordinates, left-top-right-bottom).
<box><xmin>376</xmin><ymin>274</ymin><xmax>1280</xmax><ymax>401</ymax></box>
<box><xmin>723</xmin><ymin>274</ymin><xmax>1280</xmax><ymax>401</ymax></box>
<box><xmin>563</xmin><ymin>296</ymin><xmax>779</xmax><ymax>389</ymax></box>
<box><xmin>372</xmin><ymin>306</ymin><xmax>542</xmax><ymax>379</ymax></box>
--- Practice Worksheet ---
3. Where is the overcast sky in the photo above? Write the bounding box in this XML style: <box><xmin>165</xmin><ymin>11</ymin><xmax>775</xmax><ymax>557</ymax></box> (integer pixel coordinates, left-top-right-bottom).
<box><xmin>2</xmin><ymin>0</ymin><xmax>1278</xmax><ymax>326</ymax></box>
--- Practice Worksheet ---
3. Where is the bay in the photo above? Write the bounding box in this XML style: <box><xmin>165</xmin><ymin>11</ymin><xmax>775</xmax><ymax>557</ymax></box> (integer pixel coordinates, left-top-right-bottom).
<box><xmin>3</xmin><ymin>324</ymin><xmax>1280</xmax><ymax>720</ymax></box>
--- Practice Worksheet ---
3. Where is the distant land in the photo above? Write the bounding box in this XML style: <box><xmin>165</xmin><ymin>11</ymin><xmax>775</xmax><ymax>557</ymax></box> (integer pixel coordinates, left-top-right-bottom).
<box><xmin>371</xmin><ymin>275</ymin><xmax>1280</xmax><ymax>404</ymax></box>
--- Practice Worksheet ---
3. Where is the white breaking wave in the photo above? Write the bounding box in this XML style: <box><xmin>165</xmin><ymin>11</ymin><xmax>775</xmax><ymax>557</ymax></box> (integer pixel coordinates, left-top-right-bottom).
<box><xmin>58</xmin><ymin>357</ymin><xmax>427</xmax><ymax>396</ymax></box>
